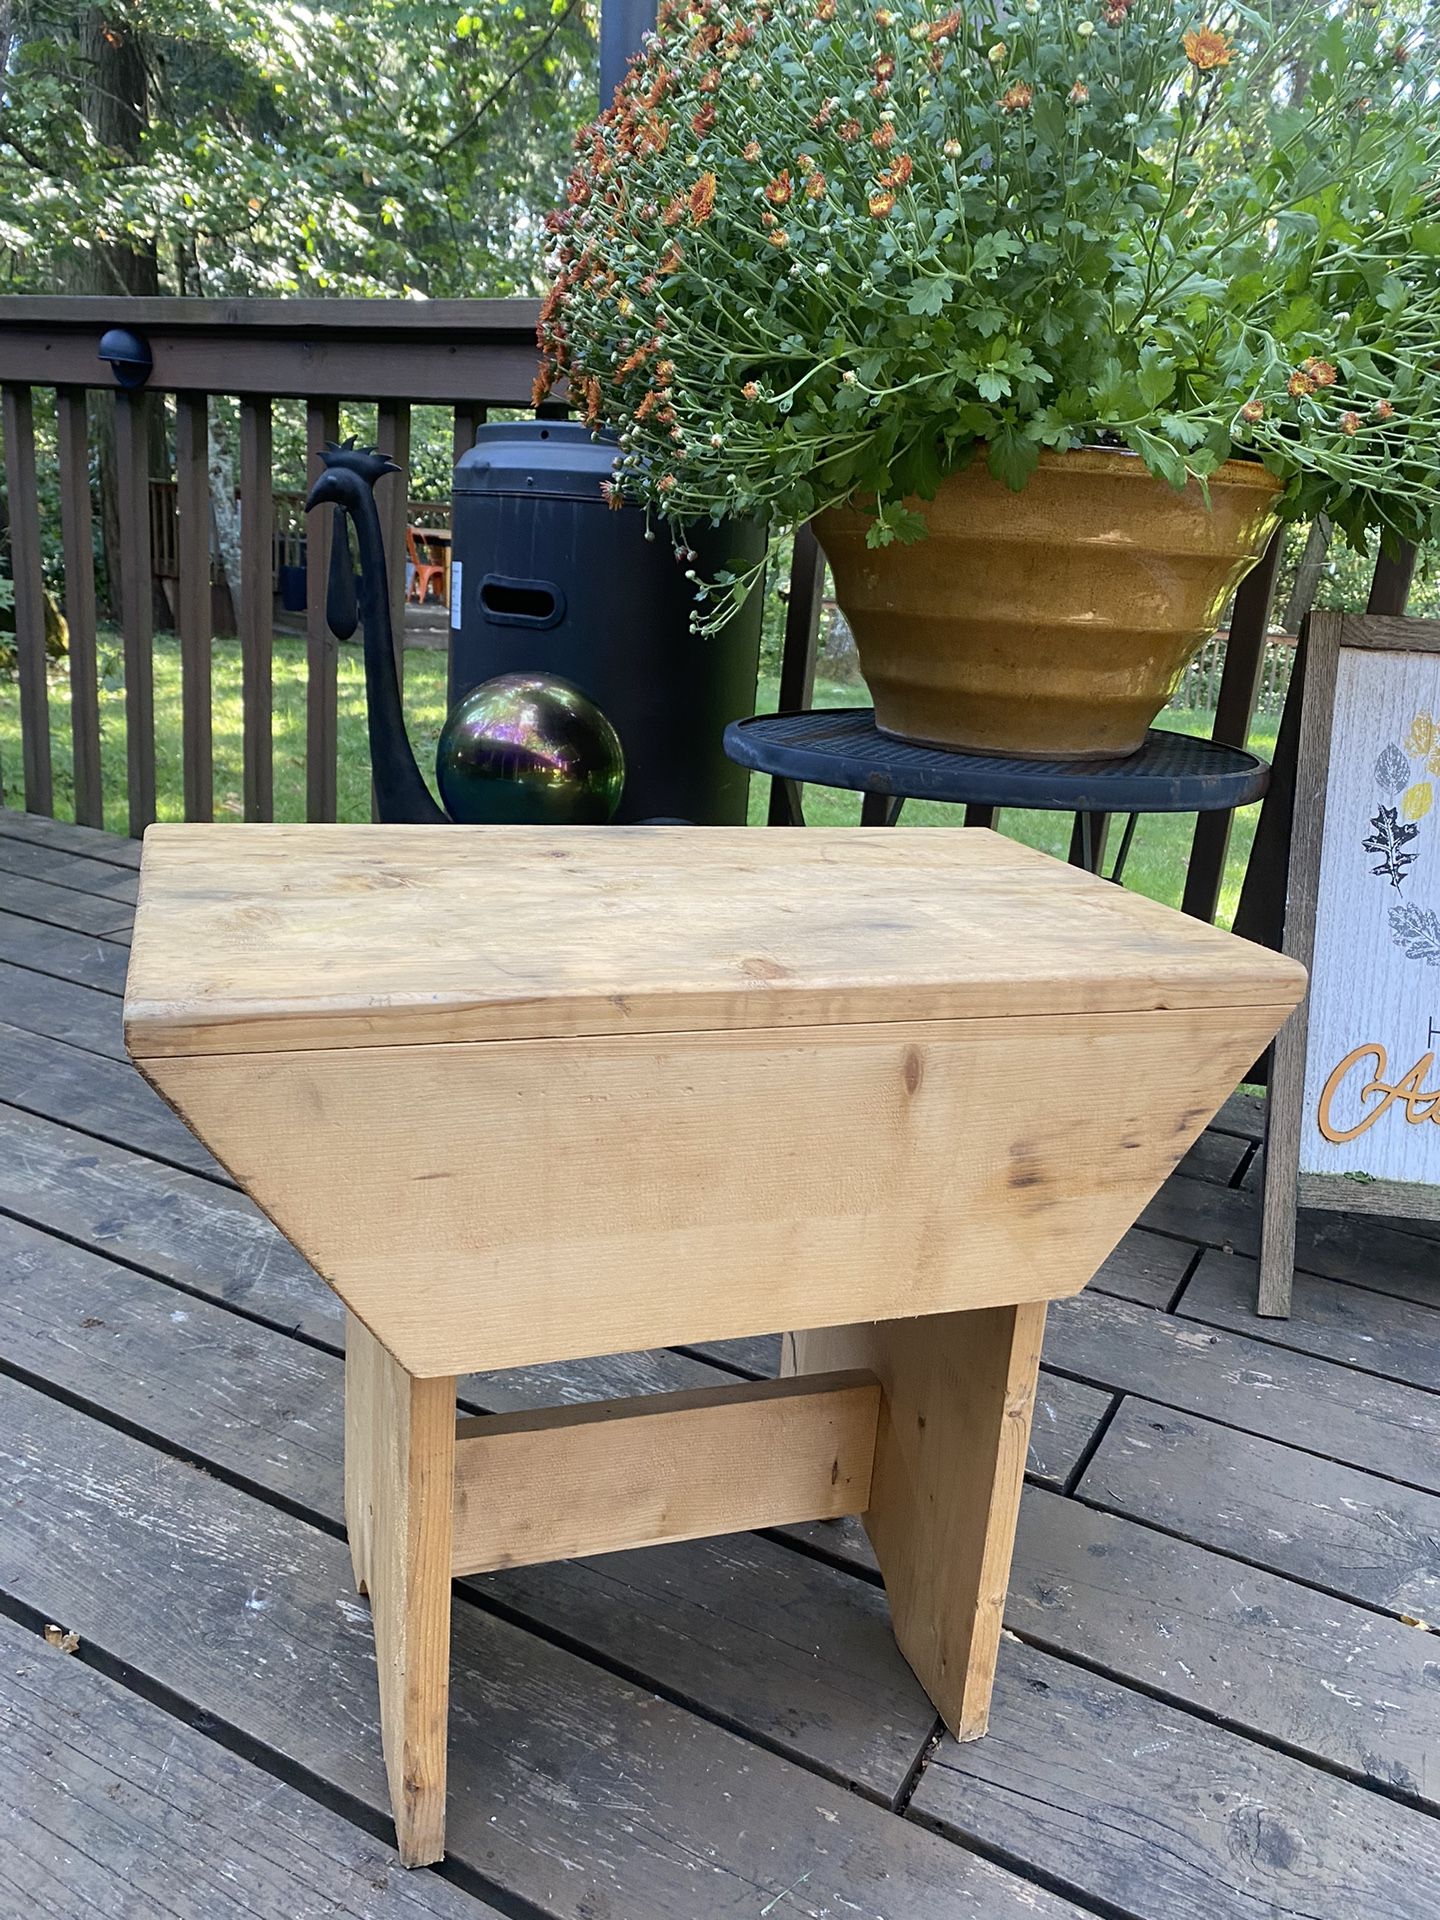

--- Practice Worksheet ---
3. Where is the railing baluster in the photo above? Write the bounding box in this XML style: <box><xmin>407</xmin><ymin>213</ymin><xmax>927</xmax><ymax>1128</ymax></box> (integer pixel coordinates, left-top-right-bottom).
<box><xmin>1181</xmin><ymin>525</ymin><xmax>1285</xmax><ymax>923</ymax></box>
<box><xmin>768</xmin><ymin>524</ymin><xmax>824</xmax><ymax>826</ymax></box>
<box><xmin>55</xmin><ymin>387</ymin><xmax>102</xmax><ymax>826</ymax></box>
<box><xmin>2</xmin><ymin>383</ymin><xmax>53</xmax><ymax>816</ymax></box>
<box><xmin>452</xmin><ymin>403</ymin><xmax>485</xmax><ymax>468</ymax></box>
<box><xmin>239</xmin><ymin>397</ymin><xmax>274</xmax><ymax>821</ymax></box>
<box><xmin>376</xmin><ymin>400</ymin><xmax>412</xmax><ymax>687</ymax></box>
<box><xmin>305</xmin><ymin>398</ymin><xmax>340</xmax><ymax>822</ymax></box>
<box><xmin>114</xmin><ymin>388</ymin><xmax>156</xmax><ymax>835</ymax></box>
<box><xmin>374</xmin><ymin>401</ymin><xmax>413</xmax><ymax>822</ymax></box>
<box><xmin>175</xmin><ymin>392</ymin><xmax>213</xmax><ymax>821</ymax></box>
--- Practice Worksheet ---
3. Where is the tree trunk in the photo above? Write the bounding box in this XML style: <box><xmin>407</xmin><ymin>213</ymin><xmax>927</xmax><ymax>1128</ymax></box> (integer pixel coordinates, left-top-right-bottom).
<box><xmin>71</xmin><ymin>5</ymin><xmax>161</xmax><ymax>620</ymax></box>
<box><xmin>208</xmin><ymin>400</ymin><xmax>243</xmax><ymax>634</ymax></box>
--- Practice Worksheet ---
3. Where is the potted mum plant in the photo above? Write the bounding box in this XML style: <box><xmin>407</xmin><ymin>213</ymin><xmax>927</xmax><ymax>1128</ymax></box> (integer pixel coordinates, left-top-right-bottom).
<box><xmin>539</xmin><ymin>0</ymin><xmax>1440</xmax><ymax>759</ymax></box>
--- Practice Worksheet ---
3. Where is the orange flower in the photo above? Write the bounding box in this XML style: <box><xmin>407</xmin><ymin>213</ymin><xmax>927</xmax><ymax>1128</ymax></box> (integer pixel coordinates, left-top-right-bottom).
<box><xmin>805</xmin><ymin>168</ymin><xmax>827</xmax><ymax>198</ymax></box>
<box><xmin>662</xmin><ymin>192</ymin><xmax>687</xmax><ymax>226</ymax></box>
<box><xmin>873</xmin><ymin>54</ymin><xmax>896</xmax><ymax>82</ymax></box>
<box><xmin>872</xmin><ymin>120</ymin><xmax>896</xmax><ymax>148</ymax></box>
<box><xmin>689</xmin><ymin>170</ymin><xmax>717</xmax><ymax>222</ymax></box>
<box><xmin>815</xmin><ymin>0</ymin><xmax>836</xmax><ymax>16</ymax></box>
<box><xmin>811</xmin><ymin>98</ymin><xmax>837</xmax><ymax>129</ymax></box>
<box><xmin>658</xmin><ymin>243</ymin><xmax>682</xmax><ymax>274</ymax></box>
<box><xmin>1182</xmin><ymin>25</ymin><xmax>1231</xmax><ymax>70</ymax></box>
<box><xmin>691</xmin><ymin>103</ymin><xmax>716</xmax><ymax>136</ymax></box>
<box><xmin>928</xmin><ymin>8</ymin><xmax>960</xmax><ymax>41</ymax></box>
<box><xmin>1340</xmin><ymin>411</ymin><xmax>1361</xmax><ymax>436</ymax></box>
<box><xmin>532</xmin><ymin>367</ymin><xmax>555</xmax><ymax>407</ymax></box>
<box><xmin>742</xmin><ymin>137</ymin><xmax>762</xmax><ymax>161</ymax></box>
<box><xmin>1000</xmin><ymin>82</ymin><xmax>1033</xmax><ymax>112</ymax></box>
<box><xmin>1375</xmin><ymin>398</ymin><xmax>1396</xmax><ymax>421</ymax></box>
<box><xmin>698</xmin><ymin>68</ymin><xmax>721</xmax><ymax>93</ymax></box>
<box><xmin>1288</xmin><ymin>370</ymin><xmax>1314</xmax><ymax>398</ymax></box>
<box><xmin>880</xmin><ymin>153</ymin><xmax>913</xmax><ymax>187</ymax></box>
<box><xmin>1068</xmin><ymin>81</ymin><xmax>1089</xmax><ymax>104</ymax></box>
<box><xmin>838</xmin><ymin>117</ymin><xmax>862</xmax><ymax>140</ymax></box>
<box><xmin>765</xmin><ymin>170</ymin><xmax>793</xmax><ymax>205</ymax></box>
<box><xmin>742</xmin><ymin>380</ymin><xmax>760</xmax><ymax>401</ymax></box>
<box><xmin>868</xmin><ymin>189</ymin><xmax>896</xmax><ymax>217</ymax></box>
<box><xmin>767</xmin><ymin>227</ymin><xmax>790</xmax><ymax>247</ymax></box>
<box><xmin>1303</xmin><ymin>357</ymin><xmax>1337</xmax><ymax>388</ymax></box>
<box><xmin>1240</xmin><ymin>399</ymin><xmax>1264</xmax><ymax>424</ymax></box>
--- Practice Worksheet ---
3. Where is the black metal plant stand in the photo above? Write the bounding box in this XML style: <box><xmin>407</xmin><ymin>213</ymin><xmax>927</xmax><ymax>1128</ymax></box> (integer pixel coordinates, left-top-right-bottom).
<box><xmin>723</xmin><ymin>709</ymin><xmax>1271</xmax><ymax>883</ymax></box>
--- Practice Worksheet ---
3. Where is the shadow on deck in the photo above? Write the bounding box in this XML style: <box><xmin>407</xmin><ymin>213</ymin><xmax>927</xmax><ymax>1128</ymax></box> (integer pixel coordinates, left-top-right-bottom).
<box><xmin>0</xmin><ymin>803</ymin><xmax>1437</xmax><ymax>1918</ymax></box>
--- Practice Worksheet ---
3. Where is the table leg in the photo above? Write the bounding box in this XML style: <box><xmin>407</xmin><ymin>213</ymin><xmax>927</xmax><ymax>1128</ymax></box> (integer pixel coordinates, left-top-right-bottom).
<box><xmin>860</xmin><ymin>791</ymin><xmax>904</xmax><ymax>826</ymax></box>
<box><xmin>345</xmin><ymin>1312</ymin><xmax>457</xmax><ymax>1866</ymax></box>
<box><xmin>784</xmin><ymin>1301</ymin><xmax>1046</xmax><ymax>1738</ymax></box>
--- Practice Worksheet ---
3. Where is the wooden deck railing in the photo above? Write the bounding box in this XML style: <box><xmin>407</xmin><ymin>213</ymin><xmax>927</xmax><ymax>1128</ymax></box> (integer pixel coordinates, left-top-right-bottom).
<box><xmin>0</xmin><ymin>297</ymin><xmax>549</xmax><ymax>832</ymax></box>
<box><xmin>0</xmin><ymin>294</ymin><xmax>1417</xmax><ymax>930</ymax></box>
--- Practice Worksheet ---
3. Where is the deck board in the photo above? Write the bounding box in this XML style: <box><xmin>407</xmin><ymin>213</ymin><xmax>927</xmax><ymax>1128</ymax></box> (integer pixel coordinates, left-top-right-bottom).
<box><xmin>0</xmin><ymin>906</ymin><xmax>130</xmax><ymax>993</ymax></box>
<box><xmin>0</xmin><ymin>827</ymin><xmax>141</xmax><ymax>901</ymax></box>
<box><xmin>0</xmin><ymin>1373</ymin><xmax>1080</xmax><ymax>1920</ymax></box>
<box><xmin>0</xmin><ymin>805</ymin><xmax>143</xmax><ymax>866</ymax></box>
<box><xmin>0</xmin><ymin>1021</ymin><xmax>229</xmax><ymax>1180</ymax></box>
<box><xmin>0</xmin><ymin>956</ymin><xmax>127</xmax><ymax>1058</ymax></box>
<box><xmin>0</xmin><ymin>868</ymin><xmax>135</xmax><ymax>939</ymax></box>
<box><xmin>1082</xmin><ymin>1398</ymin><xmax>1440</xmax><ymax>1618</ymax></box>
<box><xmin>1044</xmin><ymin>1287</ymin><xmax>1440</xmax><ymax>1490</ymax></box>
<box><xmin>1143</xmin><ymin>1172</ymin><xmax>1440</xmax><ymax>1305</ymax></box>
<box><xmin>1</xmin><ymin>821</ymin><xmax>1438</xmax><ymax>1917</ymax></box>
<box><xmin>0</xmin><ymin>1615</ymin><xmax>498</xmax><ymax>1919</ymax></box>
<box><xmin>1180</xmin><ymin>1249</ymin><xmax>1440</xmax><ymax>1391</ymax></box>
<box><xmin>909</xmin><ymin>1636</ymin><xmax>1440</xmax><ymax>1920</ymax></box>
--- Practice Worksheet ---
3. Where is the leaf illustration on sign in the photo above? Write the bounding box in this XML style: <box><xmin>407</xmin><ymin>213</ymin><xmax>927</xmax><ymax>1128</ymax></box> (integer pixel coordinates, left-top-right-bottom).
<box><xmin>1362</xmin><ymin>805</ymin><xmax>1420</xmax><ymax>890</ymax></box>
<box><xmin>1406</xmin><ymin>711</ymin><xmax>1437</xmax><ymax>758</ymax></box>
<box><xmin>1389</xmin><ymin>900</ymin><xmax>1440</xmax><ymax>966</ymax></box>
<box><xmin>1375</xmin><ymin>742</ymin><xmax>1410</xmax><ymax>793</ymax></box>
<box><xmin>1402</xmin><ymin>781</ymin><xmax>1435</xmax><ymax>823</ymax></box>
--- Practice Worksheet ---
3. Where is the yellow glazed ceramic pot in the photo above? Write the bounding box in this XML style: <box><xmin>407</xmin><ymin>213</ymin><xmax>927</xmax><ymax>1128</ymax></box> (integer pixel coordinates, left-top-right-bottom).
<box><xmin>815</xmin><ymin>447</ymin><xmax>1283</xmax><ymax>760</ymax></box>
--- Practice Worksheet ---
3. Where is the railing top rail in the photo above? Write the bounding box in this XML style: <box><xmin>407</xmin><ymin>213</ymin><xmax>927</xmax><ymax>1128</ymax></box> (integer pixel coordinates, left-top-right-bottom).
<box><xmin>0</xmin><ymin>295</ymin><xmax>540</xmax><ymax>338</ymax></box>
<box><xmin>0</xmin><ymin>295</ymin><xmax>545</xmax><ymax>404</ymax></box>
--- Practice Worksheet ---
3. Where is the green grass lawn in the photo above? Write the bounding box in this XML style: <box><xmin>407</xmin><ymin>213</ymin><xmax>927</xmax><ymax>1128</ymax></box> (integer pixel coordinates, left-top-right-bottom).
<box><xmin>1</xmin><ymin>631</ymin><xmax>1274</xmax><ymax>927</ymax></box>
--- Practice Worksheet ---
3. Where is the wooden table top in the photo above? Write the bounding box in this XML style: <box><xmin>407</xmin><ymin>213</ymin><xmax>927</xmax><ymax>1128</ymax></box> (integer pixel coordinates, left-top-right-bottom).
<box><xmin>124</xmin><ymin>824</ymin><xmax>1306</xmax><ymax>1059</ymax></box>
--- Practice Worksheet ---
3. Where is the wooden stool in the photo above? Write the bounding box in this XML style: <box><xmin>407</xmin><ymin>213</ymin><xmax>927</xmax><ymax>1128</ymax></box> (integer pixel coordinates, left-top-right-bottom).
<box><xmin>124</xmin><ymin>824</ymin><xmax>1304</xmax><ymax>1865</ymax></box>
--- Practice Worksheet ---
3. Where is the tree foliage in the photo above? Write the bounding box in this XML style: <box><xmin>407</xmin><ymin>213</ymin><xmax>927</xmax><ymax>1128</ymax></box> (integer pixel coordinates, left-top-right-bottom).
<box><xmin>0</xmin><ymin>0</ymin><xmax>598</xmax><ymax>296</ymax></box>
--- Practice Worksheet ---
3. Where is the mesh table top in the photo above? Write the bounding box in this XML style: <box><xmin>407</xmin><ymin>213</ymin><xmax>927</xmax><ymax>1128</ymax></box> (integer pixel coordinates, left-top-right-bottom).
<box><xmin>724</xmin><ymin>709</ymin><xmax>1270</xmax><ymax>814</ymax></box>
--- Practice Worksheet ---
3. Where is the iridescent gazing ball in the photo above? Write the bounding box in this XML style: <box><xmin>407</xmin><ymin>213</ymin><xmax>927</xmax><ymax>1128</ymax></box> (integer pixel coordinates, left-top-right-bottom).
<box><xmin>435</xmin><ymin>673</ymin><xmax>626</xmax><ymax>826</ymax></box>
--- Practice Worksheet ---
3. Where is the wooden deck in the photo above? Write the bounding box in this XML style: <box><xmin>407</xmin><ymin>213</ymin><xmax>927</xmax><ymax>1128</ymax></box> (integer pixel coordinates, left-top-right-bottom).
<box><xmin>0</xmin><ymin>804</ymin><xmax>1437</xmax><ymax>1918</ymax></box>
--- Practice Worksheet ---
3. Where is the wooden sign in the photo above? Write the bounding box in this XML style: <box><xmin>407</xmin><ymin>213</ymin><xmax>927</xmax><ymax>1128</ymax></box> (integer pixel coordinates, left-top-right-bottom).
<box><xmin>1261</xmin><ymin>609</ymin><xmax>1440</xmax><ymax>1316</ymax></box>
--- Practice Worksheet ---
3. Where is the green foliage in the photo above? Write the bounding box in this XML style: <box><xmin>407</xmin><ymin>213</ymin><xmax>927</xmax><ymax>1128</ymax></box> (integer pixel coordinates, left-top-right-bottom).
<box><xmin>543</xmin><ymin>0</ymin><xmax>1440</xmax><ymax>624</ymax></box>
<box><xmin>1</xmin><ymin>0</ymin><xmax>597</xmax><ymax>295</ymax></box>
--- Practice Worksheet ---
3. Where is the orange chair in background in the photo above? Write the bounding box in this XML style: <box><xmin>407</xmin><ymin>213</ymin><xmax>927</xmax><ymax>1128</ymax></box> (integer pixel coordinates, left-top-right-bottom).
<box><xmin>406</xmin><ymin>526</ymin><xmax>448</xmax><ymax>607</ymax></box>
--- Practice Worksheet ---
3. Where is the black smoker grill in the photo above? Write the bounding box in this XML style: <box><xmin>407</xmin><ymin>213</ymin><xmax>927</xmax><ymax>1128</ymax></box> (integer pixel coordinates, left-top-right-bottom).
<box><xmin>449</xmin><ymin>420</ymin><xmax>767</xmax><ymax>824</ymax></box>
